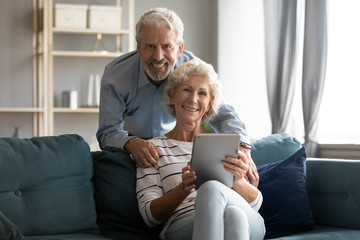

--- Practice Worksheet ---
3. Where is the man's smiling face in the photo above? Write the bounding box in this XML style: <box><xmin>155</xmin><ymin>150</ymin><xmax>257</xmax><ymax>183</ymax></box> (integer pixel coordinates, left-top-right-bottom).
<box><xmin>137</xmin><ymin>25</ymin><xmax>183</xmax><ymax>85</ymax></box>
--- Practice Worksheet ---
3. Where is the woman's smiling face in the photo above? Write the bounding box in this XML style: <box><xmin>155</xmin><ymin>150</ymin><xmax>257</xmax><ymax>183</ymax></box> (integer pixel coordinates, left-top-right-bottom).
<box><xmin>170</xmin><ymin>75</ymin><xmax>213</xmax><ymax>124</ymax></box>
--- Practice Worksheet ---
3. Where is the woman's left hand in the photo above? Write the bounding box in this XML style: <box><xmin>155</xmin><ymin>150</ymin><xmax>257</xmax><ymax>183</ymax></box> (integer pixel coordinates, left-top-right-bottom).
<box><xmin>181</xmin><ymin>162</ymin><xmax>196</xmax><ymax>194</ymax></box>
<box><xmin>222</xmin><ymin>149</ymin><xmax>249</xmax><ymax>180</ymax></box>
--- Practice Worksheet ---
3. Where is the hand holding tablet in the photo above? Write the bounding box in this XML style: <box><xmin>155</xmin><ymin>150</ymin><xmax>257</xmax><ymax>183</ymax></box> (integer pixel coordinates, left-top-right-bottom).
<box><xmin>190</xmin><ymin>133</ymin><xmax>241</xmax><ymax>189</ymax></box>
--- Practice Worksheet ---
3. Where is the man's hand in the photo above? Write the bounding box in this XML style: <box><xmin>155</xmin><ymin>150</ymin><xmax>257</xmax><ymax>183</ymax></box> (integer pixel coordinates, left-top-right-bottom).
<box><xmin>124</xmin><ymin>138</ymin><xmax>162</xmax><ymax>168</ymax></box>
<box><xmin>241</xmin><ymin>147</ymin><xmax>259</xmax><ymax>187</ymax></box>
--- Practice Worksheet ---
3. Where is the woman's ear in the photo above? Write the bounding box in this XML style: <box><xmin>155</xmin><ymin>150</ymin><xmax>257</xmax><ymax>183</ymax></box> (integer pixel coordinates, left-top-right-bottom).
<box><xmin>206</xmin><ymin>99</ymin><xmax>213</xmax><ymax>112</ymax></box>
<box><xmin>169</xmin><ymin>92</ymin><xmax>175</xmax><ymax>105</ymax></box>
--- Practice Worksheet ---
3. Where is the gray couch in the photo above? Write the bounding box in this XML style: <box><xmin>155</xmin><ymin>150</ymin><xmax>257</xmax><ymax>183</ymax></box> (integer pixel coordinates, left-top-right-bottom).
<box><xmin>0</xmin><ymin>133</ymin><xmax>359</xmax><ymax>239</ymax></box>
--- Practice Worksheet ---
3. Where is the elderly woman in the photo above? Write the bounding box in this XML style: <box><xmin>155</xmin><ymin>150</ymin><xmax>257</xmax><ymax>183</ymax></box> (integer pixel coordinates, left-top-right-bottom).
<box><xmin>136</xmin><ymin>60</ymin><xmax>265</xmax><ymax>240</ymax></box>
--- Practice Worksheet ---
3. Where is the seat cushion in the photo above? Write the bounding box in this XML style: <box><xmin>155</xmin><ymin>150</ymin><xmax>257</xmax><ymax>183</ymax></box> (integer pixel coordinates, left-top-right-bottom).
<box><xmin>23</xmin><ymin>232</ymin><xmax>111</xmax><ymax>240</ymax></box>
<box><xmin>268</xmin><ymin>226</ymin><xmax>360</xmax><ymax>240</ymax></box>
<box><xmin>0</xmin><ymin>134</ymin><xmax>99</xmax><ymax>236</ymax></box>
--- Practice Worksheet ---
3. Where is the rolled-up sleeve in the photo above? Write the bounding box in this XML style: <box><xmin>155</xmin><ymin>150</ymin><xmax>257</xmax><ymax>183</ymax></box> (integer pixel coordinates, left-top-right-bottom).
<box><xmin>209</xmin><ymin>102</ymin><xmax>250</xmax><ymax>144</ymax></box>
<box><xmin>250</xmin><ymin>190</ymin><xmax>263</xmax><ymax>212</ymax></box>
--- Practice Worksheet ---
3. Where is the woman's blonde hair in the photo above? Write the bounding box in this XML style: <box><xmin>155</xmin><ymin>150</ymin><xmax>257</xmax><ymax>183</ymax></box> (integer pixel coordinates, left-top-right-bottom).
<box><xmin>163</xmin><ymin>59</ymin><xmax>222</xmax><ymax>122</ymax></box>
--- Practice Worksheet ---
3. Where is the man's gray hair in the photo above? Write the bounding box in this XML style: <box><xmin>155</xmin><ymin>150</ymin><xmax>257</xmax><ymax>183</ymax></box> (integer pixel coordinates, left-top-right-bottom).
<box><xmin>136</xmin><ymin>8</ymin><xmax>184</xmax><ymax>46</ymax></box>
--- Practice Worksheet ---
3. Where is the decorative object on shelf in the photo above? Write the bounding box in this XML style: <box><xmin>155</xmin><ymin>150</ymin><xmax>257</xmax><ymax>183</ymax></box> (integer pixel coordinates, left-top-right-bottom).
<box><xmin>88</xmin><ymin>5</ymin><xmax>122</xmax><ymax>30</ymax></box>
<box><xmin>87</xmin><ymin>73</ymin><xmax>101</xmax><ymax>107</ymax></box>
<box><xmin>62</xmin><ymin>90</ymin><xmax>78</xmax><ymax>109</ymax></box>
<box><xmin>12</xmin><ymin>126</ymin><xmax>21</xmax><ymax>138</ymax></box>
<box><xmin>92</xmin><ymin>33</ymin><xmax>108</xmax><ymax>54</ymax></box>
<box><xmin>95</xmin><ymin>74</ymin><xmax>100</xmax><ymax>106</ymax></box>
<box><xmin>89</xmin><ymin>136</ymin><xmax>101</xmax><ymax>151</ymax></box>
<box><xmin>54</xmin><ymin>4</ymin><xmax>88</xmax><ymax>29</ymax></box>
<box><xmin>87</xmin><ymin>73</ymin><xmax>94</xmax><ymax>107</ymax></box>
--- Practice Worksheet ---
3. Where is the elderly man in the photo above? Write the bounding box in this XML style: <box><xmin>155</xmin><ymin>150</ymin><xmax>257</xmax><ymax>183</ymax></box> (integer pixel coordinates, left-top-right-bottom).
<box><xmin>96</xmin><ymin>7</ymin><xmax>258</xmax><ymax>186</ymax></box>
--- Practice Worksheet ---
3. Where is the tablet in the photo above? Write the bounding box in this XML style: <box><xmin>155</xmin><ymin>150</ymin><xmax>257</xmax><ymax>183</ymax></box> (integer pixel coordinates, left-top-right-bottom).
<box><xmin>190</xmin><ymin>133</ymin><xmax>240</xmax><ymax>189</ymax></box>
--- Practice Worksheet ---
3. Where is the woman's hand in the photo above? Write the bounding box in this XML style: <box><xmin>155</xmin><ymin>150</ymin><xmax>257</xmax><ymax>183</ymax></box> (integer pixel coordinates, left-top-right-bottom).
<box><xmin>222</xmin><ymin>149</ymin><xmax>249</xmax><ymax>180</ymax></box>
<box><xmin>150</xmin><ymin>162</ymin><xmax>196</xmax><ymax>222</ymax></box>
<box><xmin>240</xmin><ymin>147</ymin><xmax>259</xmax><ymax>187</ymax></box>
<box><xmin>181</xmin><ymin>162</ymin><xmax>196</xmax><ymax>193</ymax></box>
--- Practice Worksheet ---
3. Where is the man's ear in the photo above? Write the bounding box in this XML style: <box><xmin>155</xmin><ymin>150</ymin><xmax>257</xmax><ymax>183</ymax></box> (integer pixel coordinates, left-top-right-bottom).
<box><xmin>177</xmin><ymin>43</ymin><xmax>184</xmax><ymax>58</ymax></box>
<box><xmin>137</xmin><ymin>45</ymin><xmax>141</xmax><ymax>55</ymax></box>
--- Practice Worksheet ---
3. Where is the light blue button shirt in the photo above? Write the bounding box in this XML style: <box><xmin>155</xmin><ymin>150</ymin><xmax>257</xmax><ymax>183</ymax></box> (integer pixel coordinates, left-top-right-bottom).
<box><xmin>96</xmin><ymin>50</ymin><xmax>249</xmax><ymax>151</ymax></box>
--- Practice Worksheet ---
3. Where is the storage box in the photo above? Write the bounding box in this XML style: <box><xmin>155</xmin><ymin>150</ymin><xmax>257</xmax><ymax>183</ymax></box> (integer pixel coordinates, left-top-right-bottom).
<box><xmin>88</xmin><ymin>5</ymin><xmax>122</xmax><ymax>30</ymax></box>
<box><xmin>54</xmin><ymin>4</ymin><xmax>88</xmax><ymax>29</ymax></box>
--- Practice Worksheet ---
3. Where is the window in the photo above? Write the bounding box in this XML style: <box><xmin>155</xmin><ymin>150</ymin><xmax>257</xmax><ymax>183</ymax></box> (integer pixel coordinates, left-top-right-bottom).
<box><xmin>219</xmin><ymin>0</ymin><xmax>360</xmax><ymax>145</ymax></box>
<box><xmin>317</xmin><ymin>0</ymin><xmax>360</xmax><ymax>144</ymax></box>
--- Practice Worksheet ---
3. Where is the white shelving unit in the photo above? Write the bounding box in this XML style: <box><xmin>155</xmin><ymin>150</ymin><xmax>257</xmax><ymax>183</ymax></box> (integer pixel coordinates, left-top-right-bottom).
<box><xmin>30</xmin><ymin>0</ymin><xmax>135</xmax><ymax>141</ymax></box>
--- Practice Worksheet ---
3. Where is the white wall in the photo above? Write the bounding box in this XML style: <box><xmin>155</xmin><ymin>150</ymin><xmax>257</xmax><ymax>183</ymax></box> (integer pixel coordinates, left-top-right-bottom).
<box><xmin>0</xmin><ymin>0</ymin><xmax>34</xmax><ymax>138</ymax></box>
<box><xmin>218</xmin><ymin>0</ymin><xmax>271</xmax><ymax>140</ymax></box>
<box><xmin>0</xmin><ymin>0</ymin><xmax>33</xmax><ymax>107</ymax></box>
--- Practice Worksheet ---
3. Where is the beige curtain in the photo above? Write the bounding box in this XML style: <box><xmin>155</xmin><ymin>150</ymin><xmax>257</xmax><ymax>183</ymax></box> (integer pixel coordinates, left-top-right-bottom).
<box><xmin>263</xmin><ymin>0</ymin><xmax>298</xmax><ymax>134</ymax></box>
<box><xmin>263</xmin><ymin>0</ymin><xmax>328</xmax><ymax>157</ymax></box>
<box><xmin>302</xmin><ymin>0</ymin><xmax>328</xmax><ymax>157</ymax></box>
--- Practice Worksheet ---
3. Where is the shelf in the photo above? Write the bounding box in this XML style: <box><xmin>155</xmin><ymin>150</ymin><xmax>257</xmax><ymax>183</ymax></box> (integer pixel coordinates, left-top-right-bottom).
<box><xmin>17</xmin><ymin>0</ymin><xmax>136</xmax><ymax>139</ymax></box>
<box><xmin>52</xmin><ymin>28</ymin><xmax>130</xmax><ymax>35</ymax></box>
<box><xmin>0</xmin><ymin>108</ymin><xmax>45</xmax><ymax>113</ymax></box>
<box><xmin>53</xmin><ymin>107</ymin><xmax>99</xmax><ymax>113</ymax></box>
<box><xmin>52</xmin><ymin>50</ymin><xmax>123</xmax><ymax>58</ymax></box>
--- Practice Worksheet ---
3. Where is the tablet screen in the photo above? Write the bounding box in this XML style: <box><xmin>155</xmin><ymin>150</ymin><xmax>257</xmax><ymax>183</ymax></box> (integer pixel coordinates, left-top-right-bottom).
<box><xmin>190</xmin><ymin>133</ymin><xmax>240</xmax><ymax>189</ymax></box>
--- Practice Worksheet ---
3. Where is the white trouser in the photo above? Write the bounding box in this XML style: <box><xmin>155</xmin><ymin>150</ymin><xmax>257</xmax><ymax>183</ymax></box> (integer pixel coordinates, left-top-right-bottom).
<box><xmin>165</xmin><ymin>180</ymin><xmax>265</xmax><ymax>240</ymax></box>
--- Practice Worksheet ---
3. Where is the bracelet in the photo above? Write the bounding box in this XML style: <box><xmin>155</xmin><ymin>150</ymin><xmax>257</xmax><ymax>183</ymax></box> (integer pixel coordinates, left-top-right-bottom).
<box><xmin>240</xmin><ymin>141</ymin><xmax>252</xmax><ymax>150</ymax></box>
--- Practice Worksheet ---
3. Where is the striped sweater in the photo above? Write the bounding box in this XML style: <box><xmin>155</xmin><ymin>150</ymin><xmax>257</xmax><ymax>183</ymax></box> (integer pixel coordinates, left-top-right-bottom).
<box><xmin>136</xmin><ymin>135</ymin><xmax>262</xmax><ymax>239</ymax></box>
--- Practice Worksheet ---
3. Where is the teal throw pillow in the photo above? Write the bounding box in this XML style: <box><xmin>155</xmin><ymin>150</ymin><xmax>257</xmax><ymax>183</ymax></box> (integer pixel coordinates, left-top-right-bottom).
<box><xmin>251</xmin><ymin>133</ymin><xmax>302</xmax><ymax>165</ymax></box>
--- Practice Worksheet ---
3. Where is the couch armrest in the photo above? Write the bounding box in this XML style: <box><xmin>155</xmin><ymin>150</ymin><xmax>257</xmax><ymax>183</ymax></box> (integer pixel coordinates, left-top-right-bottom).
<box><xmin>306</xmin><ymin>158</ymin><xmax>360</xmax><ymax>229</ymax></box>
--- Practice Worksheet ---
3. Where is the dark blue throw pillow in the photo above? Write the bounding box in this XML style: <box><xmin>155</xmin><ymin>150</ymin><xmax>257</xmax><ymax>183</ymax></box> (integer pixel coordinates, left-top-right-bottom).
<box><xmin>257</xmin><ymin>147</ymin><xmax>314</xmax><ymax>239</ymax></box>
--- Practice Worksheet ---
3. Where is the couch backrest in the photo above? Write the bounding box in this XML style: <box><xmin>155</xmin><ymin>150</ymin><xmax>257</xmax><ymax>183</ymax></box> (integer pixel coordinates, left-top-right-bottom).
<box><xmin>306</xmin><ymin>158</ymin><xmax>360</xmax><ymax>229</ymax></box>
<box><xmin>0</xmin><ymin>134</ymin><xmax>99</xmax><ymax>236</ymax></box>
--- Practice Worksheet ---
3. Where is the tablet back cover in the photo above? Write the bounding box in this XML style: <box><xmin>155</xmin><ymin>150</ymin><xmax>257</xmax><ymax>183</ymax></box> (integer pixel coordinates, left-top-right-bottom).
<box><xmin>191</xmin><ymin>133</ymin><xmax>240</xmax><ymax>189</ymax></box>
